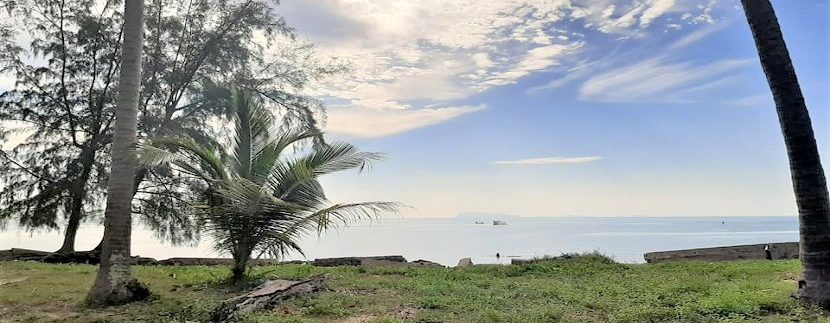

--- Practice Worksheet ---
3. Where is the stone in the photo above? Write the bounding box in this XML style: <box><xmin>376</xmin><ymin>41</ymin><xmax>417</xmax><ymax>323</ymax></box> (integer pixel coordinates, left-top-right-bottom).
<box><xmin>312</xmin><ymin>256</ymin><xmax>407</xmax><ymax>267</ymax></box>
<box><xmin>457</xmin><ymin>258</ymin><xmax>473</xmax><ymax>267</ymax></box>
<box><xmin>643</xmin><ymin>242</ymin><xmax>799</xmax><ymax>263</ymax></box>
<box><xmin>410</xmin><ymin>259</ymin><xmax>445</xmax><ymax>268</ymax></box>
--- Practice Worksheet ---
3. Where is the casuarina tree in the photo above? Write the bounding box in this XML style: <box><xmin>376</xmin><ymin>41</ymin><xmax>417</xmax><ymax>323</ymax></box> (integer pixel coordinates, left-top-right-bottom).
<box><xmin>0</xmin><ymin>0</ymin><xmax>343</xmax><ymax>253</ymax></box>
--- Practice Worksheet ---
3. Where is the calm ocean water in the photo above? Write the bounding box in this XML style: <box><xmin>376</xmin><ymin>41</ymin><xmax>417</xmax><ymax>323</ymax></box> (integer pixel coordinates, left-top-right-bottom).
<box><xmin>0</xmin><ymin>216</ymin><xmax>798</xmax><ymax>266</ymax></box>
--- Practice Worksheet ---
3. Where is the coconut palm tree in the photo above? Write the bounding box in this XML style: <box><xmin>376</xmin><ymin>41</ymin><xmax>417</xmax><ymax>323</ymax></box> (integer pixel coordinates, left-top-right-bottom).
<box><xmin>740</xmin><ymin>0</ymin><xmax>830</xmax><ymax>309</ymax></box>
<box><xmin>139</xmin><ymin>89</ymin><xmax>399</xmax><ymax>281</ymax></box>
<box><xmin>87</xmin><ymin>0</ymin><xmax>149</xmax><ymax>306</ymax></box>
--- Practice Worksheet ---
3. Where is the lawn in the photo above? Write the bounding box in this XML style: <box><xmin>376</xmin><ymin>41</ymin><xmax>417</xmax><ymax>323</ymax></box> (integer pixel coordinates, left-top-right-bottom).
<box><xmin>0</xmin><ymin>255</ymin><xmax>826</xmax><ymax>322</ymax></box>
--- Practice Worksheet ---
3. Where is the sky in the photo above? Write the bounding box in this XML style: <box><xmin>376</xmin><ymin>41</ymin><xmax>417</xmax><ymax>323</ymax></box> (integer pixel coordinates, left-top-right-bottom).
<box><xmin>275</xmin><ymin>0</ymin><xmax>830</xmax><ymax>218</ymax></box>
<box><xmin>1</xmin><ymin>0</ymin><xmax>828</xmax><ymax>218</ymax></box>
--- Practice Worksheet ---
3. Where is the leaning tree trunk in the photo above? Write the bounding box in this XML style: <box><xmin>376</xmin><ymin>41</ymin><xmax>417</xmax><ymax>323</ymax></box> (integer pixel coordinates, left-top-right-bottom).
<box><xmin>87</xmin><ymin>0</ymin><xmax>149</xmax><ymax>306</ymax></box>
<box><xmin>57</xmin><ymin>147</ymin><xmax>97</xmax><ymax>254</ymax></box>
<box><xmin>741</xmin><ymin>0</ymin><xmax>830</xmax><ymax>309</ymax></box>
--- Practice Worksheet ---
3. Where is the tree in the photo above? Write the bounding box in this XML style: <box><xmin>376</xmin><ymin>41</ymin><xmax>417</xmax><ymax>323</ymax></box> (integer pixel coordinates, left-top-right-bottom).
<box><xmin>87</xmin><ymin>0</ymin><xmax>148</xmax><ymax>305</ymax></box>
<box><xmin>740</xmin><ymin>0</ymin><xmax>830</xmax><ymax>309</ymax></box>
<box><xmin>140</xmin><ymin>89</ymin><xmax>399</xmax><ymax>282</ymax></box>
<box><xmin>0</xmin><ymin>0</ymin><xmax>343</xmax><ymax>253</ymax></box>
<box><xmin>0</xmin><ymin>0</ymin><xmax>122</xmax><ymax>253</ymax></box>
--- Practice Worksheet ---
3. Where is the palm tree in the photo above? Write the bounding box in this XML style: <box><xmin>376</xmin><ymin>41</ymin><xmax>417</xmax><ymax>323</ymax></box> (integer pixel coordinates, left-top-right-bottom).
<box><xmin>140</xmin><ymin>89</ymin><xmax>399</xmax><ymax>281</ymax></box>
<box><xmin>741</xmin><ymin>0</ymin><xmax>830</xmax><ymax>309</ymax></box>
<box><xmin>87</xmin><ymin>0</ymin><xmax>149</xmax><ymax>305</ymax></box>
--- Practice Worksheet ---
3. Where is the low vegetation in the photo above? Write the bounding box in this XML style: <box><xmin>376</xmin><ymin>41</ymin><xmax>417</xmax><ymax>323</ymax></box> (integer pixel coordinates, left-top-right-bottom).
<box><xmin>1</xmin><ymin>256</ymin><xmax>826</xmax><ymax>322</ymax></box>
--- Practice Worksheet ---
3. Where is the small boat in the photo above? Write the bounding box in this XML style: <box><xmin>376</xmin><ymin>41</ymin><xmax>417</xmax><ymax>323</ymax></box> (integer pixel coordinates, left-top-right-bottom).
<box><xmin>493</xmin><ymin>220</ymin><xmax>507</xmax><ymax>225</ymax></box>
<box><xmin>474</xmin><ymin>221</ymin><xmax>485</xmax><ymax>224</ymax></box>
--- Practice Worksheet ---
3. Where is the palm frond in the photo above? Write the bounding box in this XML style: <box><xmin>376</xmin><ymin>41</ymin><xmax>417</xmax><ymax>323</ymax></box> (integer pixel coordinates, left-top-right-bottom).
<box><xmin>300</xmin><ymin>141</ymin><xmax>384</xmax><ymax>176</ymax></box>
<box><xmin>250</xmin><ymin>128</ymin><xmax>319</xmax><ymax>184</ymax></box>
<box><xmin>150</xmin><ymin>137</ymin><xmax>228</xmax><ymax>181</ymax></box>
<box><xmin>136</xmin><ymin>144</ymin><xmax>184</xmax><ymax>168</ymax></box>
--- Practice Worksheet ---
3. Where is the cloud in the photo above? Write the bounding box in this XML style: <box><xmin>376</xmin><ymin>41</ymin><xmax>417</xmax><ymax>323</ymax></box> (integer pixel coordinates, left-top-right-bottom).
<box><xmin>579</xmin><ymin>57</ymin><xmax>752</xmax><ymax>102</ymax></box>
<box><xmin>724</xmin><ymin>94</ymin><xmax>773</xmax><ymax>107</ymax></box>
<box><xmin>275</xmin><ymin>0</ymin><xmax>724</xmax><ymax>138</ymax></box>
<box><xmin>681</xmin><ymin>0</ymin><xmax>717</xmax><ymax>24</ymax></box>
<box><xmin>640</xmin><ymin>0</ymin><xmax>677</xmax><ymax>27</ymax></box>
<box><xmin>669</xmin><ymin>22</ymin><xmax>727</xmax><ymax>49</ymax></box>
<box><xmin>326</xmin><ymin>105</ymin><xmax>485</xmax><ymax>138</ymax></box>
<box><xmin>491</xmin><ymin>156</ymin><xmax>602</xmax><ymax>165</ymax></box>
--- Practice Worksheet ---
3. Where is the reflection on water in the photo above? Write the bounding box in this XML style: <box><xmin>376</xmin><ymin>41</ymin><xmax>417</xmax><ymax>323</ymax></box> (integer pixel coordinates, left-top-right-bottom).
<box><xmin>0</xmin><ymin>216</ymin><xmax>798</xmax><ymax>266</ymax></box>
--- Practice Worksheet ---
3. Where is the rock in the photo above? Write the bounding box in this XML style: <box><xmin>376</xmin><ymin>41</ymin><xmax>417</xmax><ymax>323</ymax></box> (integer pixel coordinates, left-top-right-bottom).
<box><xmin>210</xmin><ymin>275</ymin><xmax>328</xmax><ymax>322</ymax></box>
<box><xmin>360</xmin><ymin>258</ymin><xmax>446</xmax><ymax>268</ymax></box>
<box><xmin>360</xmin><ymin>259</ymin><xmax>410</xmax><ymax>267</ymax></box>
<box><xmin>410</xmin><ymin>259</ymin><xmax>445</xmax><ymax>268</ymax></box>
<box><xmin>312</xmin><ymin>256</ymin><xmax>407</xmax><ymax>267</ymax></box>
<box><xmin>131</xmin><ymin>257</ymin><xmax>158</xmax><ymax>265</ymax></box>
<box><xmin>643</xmin><ymin>242</ymin><xmax>799</xmax><ymax>263</ymax></box>
<box><xmin>511</xmin><ymin>258</ymin><xmax>535</xmax><ymax>265</ymax></box>
<box><xmin>457</xmin><ymin>258</ymin><xmax>473</xmax><ymax>267</ymax></box>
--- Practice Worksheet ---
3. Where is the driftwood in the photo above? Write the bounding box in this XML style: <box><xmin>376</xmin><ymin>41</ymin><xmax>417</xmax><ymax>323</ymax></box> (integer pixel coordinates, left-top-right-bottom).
<box><xmin>0</xmin><ymin>248</ymin><xmax>51</xmax><ymax>261</ymax></box>
<box><xmin>41</xmin><ymin>250</ymin><xmax>103</xmax><ymax>264</ymax></box>
<box><xmin>210</xmin><ymin>275</ymin><xmax>329</xmax><ymax>322</ymax></box>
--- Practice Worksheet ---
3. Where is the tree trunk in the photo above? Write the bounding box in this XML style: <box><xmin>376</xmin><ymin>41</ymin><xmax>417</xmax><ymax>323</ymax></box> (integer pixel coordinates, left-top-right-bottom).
<box><xmin>87</xmin><ymin>0</ymin><xmax>149</xmax><ymax>306</ymax></box>
<box><xmin>56</xmin><ymin>209</ymin><xmax>81</xmax><ymax>253</ymax></box>
<box><xmin>85</xmin><ymin>168</ymin><xmax>148</xmax><ymax>253</ymax></box>
<box><xmin>741</xmin><ymin>0</ymin><xmax>830</xmax><ymax>310</ymax></box>
<box><xmin>57</xmin><ymin>147</ymin><xmax>97</xmax><ymax>254</ymax></box>
<box><xmin>231</xmin><ymin>247</ymin><xmax>252</xmax><ymax>283</ymax></box>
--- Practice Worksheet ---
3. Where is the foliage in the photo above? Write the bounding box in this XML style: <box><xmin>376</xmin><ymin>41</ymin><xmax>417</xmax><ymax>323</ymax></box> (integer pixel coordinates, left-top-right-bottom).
<box><xmin>139</xmin><ymin>89</ymin><xmax>398</xmax><ymax>280</ymax></box>
<box><xmin>0</xmin><ymin>259</ymin><xmax>826</xmax><ymax>322</ymax></box>
<box><xmin>0</xmin><ymin>0</ymin><xmax>345</xmax><ymax>249</ymax></box>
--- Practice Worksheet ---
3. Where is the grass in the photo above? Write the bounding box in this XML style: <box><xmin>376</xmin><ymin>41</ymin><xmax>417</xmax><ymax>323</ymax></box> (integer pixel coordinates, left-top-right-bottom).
<box><xmin>0</xmin><ymin>255</ymin><xmax>827</xmax><ymax>322</ymax></box>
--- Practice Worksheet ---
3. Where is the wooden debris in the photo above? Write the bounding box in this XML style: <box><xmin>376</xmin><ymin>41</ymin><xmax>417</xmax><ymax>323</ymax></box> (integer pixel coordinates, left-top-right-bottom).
<box><xmin>210</xmin><ymin>275</ymin><xmax>329</xmax><ymax>322</ymax></box>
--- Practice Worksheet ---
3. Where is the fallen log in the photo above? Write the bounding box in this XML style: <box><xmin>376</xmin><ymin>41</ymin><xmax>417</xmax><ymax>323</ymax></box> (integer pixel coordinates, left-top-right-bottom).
<box><xmin>0</xmin><ymin>248</ymin><xmax>51</xmax><ymax>261</ymax></box>
<box><xmin>210</xmin><ymin>275</ymin><xmax>329</xmax><ymax>322</ymax></box>
<box><xmin>40</xmin><ymin>250</ymin><xmax>102</xmax><ymax>264</ymax></box>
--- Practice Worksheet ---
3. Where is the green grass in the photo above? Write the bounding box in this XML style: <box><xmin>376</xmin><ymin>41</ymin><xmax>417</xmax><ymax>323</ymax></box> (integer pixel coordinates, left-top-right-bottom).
<box><xmin>0</xmin><ymin>256</ymin><xmax>826</xmax><ymax>322</ymax></box>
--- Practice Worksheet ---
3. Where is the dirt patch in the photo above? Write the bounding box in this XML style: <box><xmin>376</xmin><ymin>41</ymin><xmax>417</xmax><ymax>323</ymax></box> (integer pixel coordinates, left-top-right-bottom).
<box><xmin>334</xmin><ymin>306</ymin><xmax>417</xmax><ymax>322</ymax></box>
<box><xmin>0</xmin><ymin>277</ymin><xmax>27</xmax><ymax>286</ymax></box>
<box><xmin>337</xmin><ymin>314</ymin><xmax>377</xmax><ymax>322</ymax></box>
<box><xmin>396</xmin><ymin>306</ymin><xmax>418</xmax><ymax>320</ymax></box>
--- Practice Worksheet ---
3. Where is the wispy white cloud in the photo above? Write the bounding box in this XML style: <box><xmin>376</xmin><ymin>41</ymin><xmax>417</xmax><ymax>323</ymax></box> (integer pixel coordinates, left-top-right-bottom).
<box><xmin>669</xmin><ymin>22</ymin><xmax>728</xmax><ymax>50</ymax></box>
<box><xmin>491</xmin><ymin>156</ymin><xmax>602</xmax><ymax>165</ymax></box>
<box><xmin>579</xmin><ymin>57</ymin><xmax>752</xmax><ymax>102</ymax></box>
<box><xmin>326</xmin><ymin>105</ymin><xmax>485</xmax><ymax>138</ymax></box>
<box><xmin>724</xmin><ymin>94</ymin><xmax>773</xmax><ymax>107</ymax></box>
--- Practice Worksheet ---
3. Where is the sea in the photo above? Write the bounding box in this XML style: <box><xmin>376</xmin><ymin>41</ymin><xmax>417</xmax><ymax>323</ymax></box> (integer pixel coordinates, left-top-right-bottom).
<box><xmin>0</xmin><ymin>216</ymin><xmax>799</xmax><ymax>266</ymax></box>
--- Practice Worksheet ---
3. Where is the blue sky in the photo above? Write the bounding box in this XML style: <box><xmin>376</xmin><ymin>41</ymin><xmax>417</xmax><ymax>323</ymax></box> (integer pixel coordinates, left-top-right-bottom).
<box><xmin>275</xmin><ymin>0</ymin><xmax>829</xmax><ymax>217</ymax></box>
